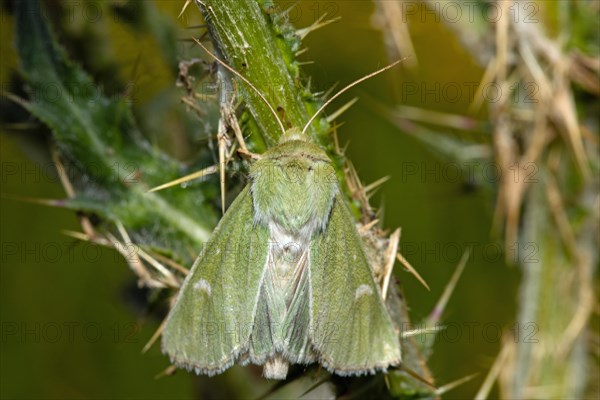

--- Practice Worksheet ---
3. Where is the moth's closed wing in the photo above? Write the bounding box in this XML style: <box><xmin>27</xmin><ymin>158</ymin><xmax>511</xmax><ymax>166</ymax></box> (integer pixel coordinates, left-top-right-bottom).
<box><xmin>162</xmin><ymin>186</ymin><xmax>269</xmax><ymax>375</ymax></box>
<box><xmin>309</xmin><ymin>194</ymin><xmax>401</xmax><ymax>375</ymax></box>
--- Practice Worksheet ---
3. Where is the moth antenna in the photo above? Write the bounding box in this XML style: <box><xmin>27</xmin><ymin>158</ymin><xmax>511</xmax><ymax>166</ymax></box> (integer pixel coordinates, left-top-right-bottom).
<box><xmin>193</xmin><ymin>38</ymin><xmax>286</xmax><ymax>135</ymax></box>
<box><xmin>301</xmin><ymin>58</ymin><xmax>407</xmax><ymax>136</ymax></box>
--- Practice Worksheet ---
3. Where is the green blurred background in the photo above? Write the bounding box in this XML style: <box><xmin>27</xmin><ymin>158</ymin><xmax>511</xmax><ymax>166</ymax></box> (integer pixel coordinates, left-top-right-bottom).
<box><xmin>0</xmin><ymin>1</ymin><xmax>528</xmax><ymax>398</ymax></box>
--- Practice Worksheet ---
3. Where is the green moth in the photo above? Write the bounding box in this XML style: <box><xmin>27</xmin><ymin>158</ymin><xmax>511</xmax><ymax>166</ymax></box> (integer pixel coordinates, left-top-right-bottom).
<box><xmin>162</xmin><ymin>43</ymin><xmax>402</xmax><ymax>379</ymax></box>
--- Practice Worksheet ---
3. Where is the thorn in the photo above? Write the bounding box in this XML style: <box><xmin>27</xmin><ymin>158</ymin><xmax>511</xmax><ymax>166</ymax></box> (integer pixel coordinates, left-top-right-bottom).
<box><xmin>396</xmin><ymin>252</ymin><xmax>430</xmax><ymax>291</ymax></box>
<box><xmin>281</xmin><ymin>1</ymin><xmax>300</xmax><ymax>18</ymax></box>
<box><xmin>154</xmin><ymin>365</ymin><xmax>177</xmax><ymax>379</ymax></box>
<box><xmin>135</xmin><ymin>247</ymin><xmax>179</xmax><ymax>288</ymax></box>
<box><xmin>184</xmin><ymin>24</ymin><xmax>207</xmax><ymax>30</ymax></box>
<box><xmin>50</xmin><ymin>147</ymin><xmax>75</xmax><ymax>197</ymax></box>
<box><xmin>325</xmin><ymin>97</ymin><xmax>358</xmax><ymax>124</ymax></box>
<box><xmin>61</xmin><ymin>230</ymin><xmax>91</xmax><ymax>241</ymax></box>
<box><xmin>426</xmin><ymin>248</ymin><xmax>471</xmax><ymax>325</ymax></box>
<box><xmin>142</xmin><ymin>318</ymin><xmax>167</xmax><ymax>354</ymax></box>
<box><xmin>181</xmin><ymin>96</ymin><xmax>207</xmax><ymax>116</ymax></box>
<box><xmin>61</xmin><ymin>230</ymin><xmax>102</xmax><ymax>244</ymax></box>
<box><xmin>145</xmin><ymin>250</ymin><xmax>189</xmax><ymax>276</ymax></box>
<box><xmin>62</xmin><ymin>230</ymin><xmax>112</xmax><ymax>248</ymax></box>
<box><xmin>1</xmin><ymin>194</ymin><xmax>66</xmax><ymax>207</ymax></box>
<box><xmin>384</xmin><ymin>373</ymin><xmax>391</xmax><ymax>391</ymax></box>
<box><xmin>299</xmin><ymin>377</ymin><xmax>331</xmax><ymax>397</ymax></box>
<box><xmin>321</xmin><ymin>82</ymin><xmax>339</xmax><ymax>101</ymax></box>
<box><xmin>256</xmin><ymin>368</ymin><xmax>321</xmax><ymax>400</ymax></box>
<box><xmin>223</xmin><ymin>104</ymin><xmax>248</xmax><ymax>153</ymax></box>
<box><xmin>1</xmin><ymin>90</ymin><xmax>28</xmax><ymax>108</ymax></box>
<box><xmin>344</xmin><ymin>161</ymin><xmax>359</xmax><ymax>190</ymax></box>
<box><xmin>237</xmin><ymin>147</ymin><xmax>261</xmax><ymax>160</ymax></box>
<box><xmin>437</xmin><ymin>373</ymin><xmax>479</xmax><ymax>396</ymax></box>
<box><xmin>147</xmin><ymin>165</ymin><xmax>218</xmax><ymax>193</ymax></box>
<box><xmin>296</xmin><ymin>14</ymin><xmax>341</xmax><ymax>40</ymax></box>
<box><xmin>358</xmin><ymin>219</ymin><xmax>379</xmax><ymax>234</ymax></box>
<box><xmin>51</xmin><ymin>148</ymin><xmax>96</xmax><ymax>238</ymax></box>
<box><xmin>295</xmin><ymin>48</ymin><xmax>308</xmax><ymax>57</ymax></box>
<box><xmin>305</xmin><ymin>76</ymin><xmax>313</xmax><ymax>93</ymax></box>
<box><xmin>340</xmin><ymin>140</ymin><xmax>350</xmax><ymax>155</ymax></box>
<box><xmin>178</xmin><ymin>0</ymin><xmax>192</xmax><ymax>19</ymax></box>
<box><xmin>343</xmin><ymin>160</ymin><xmax>374</xmax><ymax>219</ymax></box>
<box><xmin>391</xmin><ymin>104</ymin><xmax>483</xmax><ymax>131</ymax></box>
<box><xmin>373</xmin><ymin>2</ymin><xmax>418</xmax><ymax>68</ymax></box>
<box><xmin>364</xmin><ymin>176</ymin><xmax>390</xmax><ymax>194</ymax></box>
<box><xmin>345</xmin><ymin>162</ymin><xmax>361</xmax><ymax>193</ymax></box>
<box><xmin>402</xmin><ymin>325</ymin><xmax>444</xmax><ymax>338</ymax></box>
<box><xmin>217</xmin><ymin>118</ymin><xmax>228</xmax><ymax>214</ymax></box>
<box><xmin>330</xmin><ymin>121</ymin><xmax>343</xmax><ymax>154</ymax></box>
<box><xmin>398</xmin><ymin>365</ymin><xmax>437</xmax><ymax>389</ymax></box>
<box><xmin>326</xmin><ymin>120</ymin><xmax>346</xmax><ymax>136</ymax></box>
<box><xmin>475</xmin><ymin>343</ymin><xmax>511</xmax><ymax>400</ymax></box>
<box><xmin>0</xmin><ymin>122</ymin><xmax>39</xmax><ymax>130</ymax></box>
<box><xmin>468</xmin><ymin>57</ymin><xmax>497</xmax><ymax>114</ymax></box>
<box><xmin>110</xmin><ymin>223</ymin><xmax>156</xmax><ymax>287</ymax></box>
<box><xmin>68</xmin><ymin>226</ymin><xmax>167</xmax><ymax>289</ymax></box>
<box><xmin>381</xmin><ymin>229</ymin><xmax>400</xmax><ymax>299</ymax></box>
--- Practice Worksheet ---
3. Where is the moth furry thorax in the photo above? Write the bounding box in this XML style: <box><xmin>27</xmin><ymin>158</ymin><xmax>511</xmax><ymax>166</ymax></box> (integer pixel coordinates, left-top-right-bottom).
<box><xmin>250</xmin><ymin>132</ymin><xmax>338</xmax><ymax>239</ymax></box>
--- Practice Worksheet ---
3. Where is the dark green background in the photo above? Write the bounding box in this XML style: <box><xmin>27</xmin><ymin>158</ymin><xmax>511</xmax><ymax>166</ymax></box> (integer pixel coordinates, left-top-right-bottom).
<box><xmin>1</xmin><ymin>1</ymin><xmax>521</xmax><ymax>398</ymax></box>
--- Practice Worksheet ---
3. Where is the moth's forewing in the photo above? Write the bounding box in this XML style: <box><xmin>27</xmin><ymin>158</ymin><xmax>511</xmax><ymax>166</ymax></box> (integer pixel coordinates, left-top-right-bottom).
<box><xmin>309</xmin><ymin>194</ymin><xmax>401</xmax><ymax>375</ymax></box>
<box><xmin>161</xmin><ymin>186</ymin><xmax>269</xmax><ymax>375</ymax></box>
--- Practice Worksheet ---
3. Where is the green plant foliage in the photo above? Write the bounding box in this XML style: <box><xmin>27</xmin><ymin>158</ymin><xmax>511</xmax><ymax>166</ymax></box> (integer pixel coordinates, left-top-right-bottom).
<box><xmin>14</xmin><ymin>0</ymin><xmax>218</xmax><ymax>266</ymax></box>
